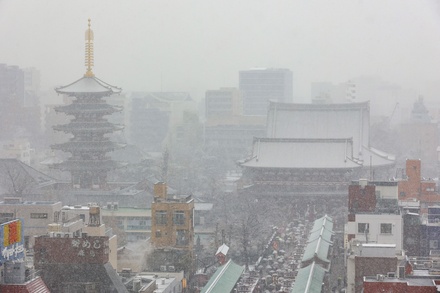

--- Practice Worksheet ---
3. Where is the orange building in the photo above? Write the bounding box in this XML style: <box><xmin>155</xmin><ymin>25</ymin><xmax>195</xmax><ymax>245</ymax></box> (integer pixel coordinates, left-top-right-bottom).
<box><xmin>398</xmin><ymin>159</ymin><xmax>438</xmax><ymax>203</ymax></box>
<box><xmin>151</xmin><ymin>182</ymin><xmax>194</xmax><ymax>253</ymax></box>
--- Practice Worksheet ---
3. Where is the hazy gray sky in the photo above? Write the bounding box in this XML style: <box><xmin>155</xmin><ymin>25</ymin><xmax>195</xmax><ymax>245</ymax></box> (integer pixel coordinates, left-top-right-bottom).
<box><xmin>0</xmin><ymin>0</ymin><xmax>439</xmax><ymax>101</ymax></box>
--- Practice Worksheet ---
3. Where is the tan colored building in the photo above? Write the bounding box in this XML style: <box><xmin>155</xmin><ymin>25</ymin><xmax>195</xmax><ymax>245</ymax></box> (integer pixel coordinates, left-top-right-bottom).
<box><xmin>151</xmin><ymin>183</ymin><xmax>194</xmax><ymax>253</ymax></box>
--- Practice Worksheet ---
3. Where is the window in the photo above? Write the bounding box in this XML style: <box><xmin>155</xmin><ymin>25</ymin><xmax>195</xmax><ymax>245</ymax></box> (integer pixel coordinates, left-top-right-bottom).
<box><xmin>380</xmin><ymin>223</ymin><xmax>392</xmax><ymax>234</ymax></box>
<box><xmin>155</xmin><ymin>211</ymin><xmax>167</xmax><ymax>225</ymax></box>
<box><xmin>0</xmin><ymin>213</ymin><xmax>14</xmax><ymax>219</ymax></box>
<box><xmin>30</xmin><ymin>213</ymin><xmax>48</xmax><ymax>219</ymax></box>
<box><xmin>173</xmin><ymin>211</ymin><xmax>185</xmax><ymax>225</ymax></box>
<box><xmin>176</xmin><ymin>230</ymin><xmax>189</xmax><ymax>246</ymax></box>
<box><xmin>358</xmin><ymin>223</ymin><xmax>369</xmax><ymax>234</ymax></box>
<box><xmin>155</xmin><ymin>230</ymin><xmax>161</xmax><ymax>237</ymax></box>
<box><xmin>24</xmin><ymin>236</ymin><xmax>30</xmax><ymax>249</ymax></box>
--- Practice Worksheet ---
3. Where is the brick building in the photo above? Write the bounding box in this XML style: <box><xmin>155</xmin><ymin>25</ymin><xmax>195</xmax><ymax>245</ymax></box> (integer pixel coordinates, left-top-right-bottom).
<box><xmin>34</xmin><ymin>234</ymin><xmax>127</xmax><ymax>292</ymax></box>
<box><xmin>347</xmin><ymin>244</ymin><xmax>399</xmax><ymax>293</ymax></box>
<box><xmin>398</xmin><ymin>159</ymin><xmax>439</xmax><ymax>207</ymax></box>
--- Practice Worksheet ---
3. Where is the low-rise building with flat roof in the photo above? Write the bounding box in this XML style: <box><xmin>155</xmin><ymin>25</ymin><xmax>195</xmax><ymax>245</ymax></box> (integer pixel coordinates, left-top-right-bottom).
<box><xmin>0</xmin><ymin>197</ymin><xmax>62</xmax><ymax>248</ymax></box>
<box><xmin>102</xmin><ymin>206</ymin><xmax>151</xmax><ymax>242</ymax></box>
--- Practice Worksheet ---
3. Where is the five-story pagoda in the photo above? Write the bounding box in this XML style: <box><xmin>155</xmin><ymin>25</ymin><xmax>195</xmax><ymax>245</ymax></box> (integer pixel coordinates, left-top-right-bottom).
<box><xmin>51</xmin><ymin>19</ymin><xmax>125</xmax><ymax>189</ymax></box>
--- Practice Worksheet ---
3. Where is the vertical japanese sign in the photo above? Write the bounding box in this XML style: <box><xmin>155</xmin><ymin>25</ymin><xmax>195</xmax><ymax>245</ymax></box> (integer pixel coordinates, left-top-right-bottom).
<box><xmin>0</xmin><ymin>219</ymin><xmax>25</xmax><ymax>264</ymax></box>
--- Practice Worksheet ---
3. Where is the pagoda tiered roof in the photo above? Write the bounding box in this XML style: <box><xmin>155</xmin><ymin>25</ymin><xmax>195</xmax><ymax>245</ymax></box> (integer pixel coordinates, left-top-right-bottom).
<box><xmin>55</xmin><ymin>103</ymin><xmax>122</xmax><ymax>115</ymax></box>
<box><xmin>52</xmin><ymin>141</ymin><xmax>125</xmax><ymax>152</ymax></box>
<box><xmin>51</xmin><ymin>159</ymin><xmax>124</xmax><ymax>171</ymax></box>
<box><xmin>53</xmin><ymin>122</ymin><xmax>124</xmax><ymax>133</ymax></box>
<box><xmin>55</xmin><ymin>76</ymin><xmax>121</xmax><ymax>95</ymax></box>
<box><xmin>50</xmin><ymin>19</ymin><xmax>125</xmax><ymax>189</ymax></box>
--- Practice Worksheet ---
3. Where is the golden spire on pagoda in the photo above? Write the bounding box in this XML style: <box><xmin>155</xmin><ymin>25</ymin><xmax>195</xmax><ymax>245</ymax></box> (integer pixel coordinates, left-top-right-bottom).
<box><xmin>84</xmin><ymin>18</ymin><xmax>95</xmax><ymax>77</ymax></box>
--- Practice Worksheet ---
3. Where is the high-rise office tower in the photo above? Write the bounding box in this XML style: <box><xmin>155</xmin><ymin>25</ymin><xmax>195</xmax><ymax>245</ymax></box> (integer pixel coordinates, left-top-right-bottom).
<box><xmin>239</xmin><ymin>68</ymin><xmax>293</xmax><ymax>116</ymax></box>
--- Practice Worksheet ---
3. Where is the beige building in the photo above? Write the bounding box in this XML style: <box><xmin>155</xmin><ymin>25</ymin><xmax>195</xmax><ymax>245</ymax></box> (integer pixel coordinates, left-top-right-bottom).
<box><xmin>0</xmin><ymin>198</ymin><xmax>118</xmax><ymax>269</ymax></box>
<box><xmin>0</xmin><ymin>139</ymin><xmax>33</xmax><ymax>165</ymax></box>
<box><xmin>0</xmin><ymin>197</ymin><xmax>62</xmax><ymax>248</ymax></box>
<box><xmin>102</xmin><ymin>206</ymin><xmax>151</xmax><ymax>242</ymax></box>
<box><xmin>205</xmin><ymin>87</ymin><xmax>242</xmax><ymax>121</ymax></box>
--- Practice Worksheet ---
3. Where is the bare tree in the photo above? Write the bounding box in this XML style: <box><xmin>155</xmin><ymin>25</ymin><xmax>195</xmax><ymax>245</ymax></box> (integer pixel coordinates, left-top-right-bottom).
<box><xmin>213</xmin><ymin>192</ymin><xmax>267</xmax><ymax>270</ymax></box>
<box><xmin>0</xmin><ymin>159</ymin><xmax>36</xmax><ymax>196</ymax></box>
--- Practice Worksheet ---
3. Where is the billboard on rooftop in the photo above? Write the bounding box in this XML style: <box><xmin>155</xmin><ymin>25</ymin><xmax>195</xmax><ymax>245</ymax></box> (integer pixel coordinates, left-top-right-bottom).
<box><xmin>0</xmin><ymin>219</ymin><xmax>25</xmax><ymax>264</ymax></box>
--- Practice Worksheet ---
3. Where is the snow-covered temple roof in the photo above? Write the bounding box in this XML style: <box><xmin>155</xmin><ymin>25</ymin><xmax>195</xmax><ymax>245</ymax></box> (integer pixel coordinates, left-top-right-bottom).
<box><xmin>253</xmin><ymin>101</ymin><xmax>395</xmax><ymax>169</ymax></box>
<box><xmin>240</xmin><ymin>137</ymin><xmax>395</xmax><ymax>169</ymax></box>
<box><xmin>240</xmin><ymin>138</ymin><xmax>362</xmax><ymax>169</ymax></box>
<box><xmin>266</xmin><ymin>101</ymin><xmax>370</xmax><ymax>154</ymax></box>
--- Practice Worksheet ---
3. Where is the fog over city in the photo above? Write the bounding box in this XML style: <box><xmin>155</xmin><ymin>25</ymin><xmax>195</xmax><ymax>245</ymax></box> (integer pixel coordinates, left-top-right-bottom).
<box><xmin>1</xmin><ymin>0</ymin><xmax>440</xmax><ymax>105</ymax></box>
<box><xmin>2</xmin><ymin>1</ymin><xmax>440</xmax><ymax>292</ymax></box>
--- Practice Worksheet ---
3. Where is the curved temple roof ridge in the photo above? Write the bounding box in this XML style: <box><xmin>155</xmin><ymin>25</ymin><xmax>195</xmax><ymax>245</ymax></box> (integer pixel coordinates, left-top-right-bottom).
<box><xmin>268</xmin><ymin>100</ymin><xmax>370</xmax><ymax>110</ymax></box>
<box><xmin>55</xmin><ymin>75</ymin><xmax>122</xmax><ymax>95</ymax></box>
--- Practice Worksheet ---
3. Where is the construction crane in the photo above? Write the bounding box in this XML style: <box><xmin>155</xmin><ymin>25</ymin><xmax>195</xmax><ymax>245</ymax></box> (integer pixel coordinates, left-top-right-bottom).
<box><xmin>382</xmin><ymin>102</ymin><xmax>399</xmax><ymax>130</ymax></box>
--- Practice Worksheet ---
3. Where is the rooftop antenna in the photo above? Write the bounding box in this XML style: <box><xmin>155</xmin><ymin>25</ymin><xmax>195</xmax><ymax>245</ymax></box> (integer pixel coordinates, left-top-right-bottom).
<box><xmin>84</xmin><ymin>18</ymin><xmax>95</xmax><ymax>77</ymax></box>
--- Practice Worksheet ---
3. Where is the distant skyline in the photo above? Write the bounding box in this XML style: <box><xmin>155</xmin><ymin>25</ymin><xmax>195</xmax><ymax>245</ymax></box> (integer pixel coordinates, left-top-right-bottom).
<box><xmin>1</xmin><ymin>0</ymin><xmax>439</xmax><ymax>102</ymax></box>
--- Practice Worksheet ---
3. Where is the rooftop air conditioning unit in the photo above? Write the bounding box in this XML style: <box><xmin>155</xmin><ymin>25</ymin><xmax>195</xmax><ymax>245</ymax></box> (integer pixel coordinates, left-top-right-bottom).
<box><xmin>160</xmin><ymin>265</ymin><xmax>167</xmax><ymax>272</ymax></box>
<box><xmin>168</xmin><ymin>266</ymin><xmax>175</xmax><ymax>272</ymax></box>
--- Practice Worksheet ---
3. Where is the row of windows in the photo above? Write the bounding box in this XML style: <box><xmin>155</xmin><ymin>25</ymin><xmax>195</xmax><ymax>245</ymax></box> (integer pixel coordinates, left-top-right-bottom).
<box><xmin>357</xmin><ymin>223</ymin><xmax>393</xmax><ymax>234</ymax></box>
<box><xmin>155</xmin><ymin>211</ymin><xmax>187</xmax><ymax>226</ymax></box>
<box><xmin>155</xmin><ymin>229</ymin><xmax>190</xmax><ymax>246</ymax></box>
<box><xmin>0</xmin><ymin>213</ymin><xmax>14</xmax><ymax>219</ymax></box>
<box><xmin>126</xmin><ymin>217</ymin><xmax>148</xmax><ymax>221</ymax></box>
<box><xmin>30</xmin><ymin>213</ymin><xmax>48</xmax><ymax>219</ymax></box>
<box><xmin>1</xmin><ymin>212</ymin><xmax>49</xmax><ymax>219</ymax></box>
<box><xmin>126</xmin><ymin>225</ymin><xmax>149</xmax><ymax>231</ymax></box>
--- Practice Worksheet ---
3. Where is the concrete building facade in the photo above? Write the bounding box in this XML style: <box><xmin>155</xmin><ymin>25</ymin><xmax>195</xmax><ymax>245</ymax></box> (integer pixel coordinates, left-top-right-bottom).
<box><xmin>102</xmin><ymin>206</ymin><xmax>151</xmax><ymax>242</ymax></box>
<box><xmin>239</xmin><ymin>68</ymin><xmax>293</xmax><ymax>116</ymax></box>
<box><xmin>0</xmin><ymin>197</ymin><xmax>62</xmax><ymax>248</ymax></box>
<box><xmin>205</xmin><ymin>87</ymin><xmax>242</xmax><ymax>119</ymax></box>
